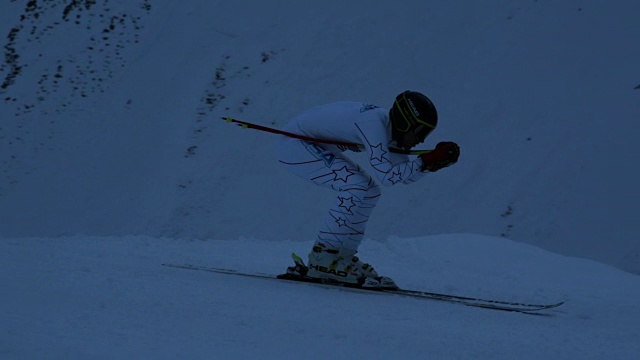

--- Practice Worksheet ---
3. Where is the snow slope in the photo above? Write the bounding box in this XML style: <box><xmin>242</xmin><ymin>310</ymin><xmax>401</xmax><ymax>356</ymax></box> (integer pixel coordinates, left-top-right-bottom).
<box><xmin>1</xmin><ymin>1</ymin><xmax>639</xmax><ymax>274</ymax></box>
<box><xmin>2</xmin><ymin>235</ymin><xmax>639</xmax><ymax>359</ymax></box>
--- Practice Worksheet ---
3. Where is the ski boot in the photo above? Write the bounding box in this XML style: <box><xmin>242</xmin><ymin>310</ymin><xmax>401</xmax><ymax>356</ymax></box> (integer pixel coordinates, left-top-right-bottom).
<box><xmin>305</xmin><ymin>243</ymin><xmax>398</xmax><ymax>289</ymax></box>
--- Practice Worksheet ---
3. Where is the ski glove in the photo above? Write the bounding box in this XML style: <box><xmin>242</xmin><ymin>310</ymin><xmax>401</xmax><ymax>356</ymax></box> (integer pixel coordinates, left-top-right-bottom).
<box><xmin>419</xmin><ymin>141</ymin><xmax>460</xmax><ymax>172</ymax></box>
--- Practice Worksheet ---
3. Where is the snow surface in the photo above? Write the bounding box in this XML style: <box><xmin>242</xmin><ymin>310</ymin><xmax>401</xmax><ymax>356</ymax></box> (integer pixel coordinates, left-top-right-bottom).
<box><xmin>1</xmin><ymin>0</ymin><xmax>640</xmax><ymax>358</ymax></box>
<box><xmin>2</xmin><ymin>235</ymin><xmax>640</xmax><ymax>359</ymax></box>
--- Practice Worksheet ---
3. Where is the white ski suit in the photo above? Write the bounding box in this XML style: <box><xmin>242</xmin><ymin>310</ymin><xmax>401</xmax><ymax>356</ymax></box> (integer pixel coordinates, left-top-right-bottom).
<box><xmin>276</xmin><ymin>102</ymin><xmax>426</xmax><ymax>251</ymax></box>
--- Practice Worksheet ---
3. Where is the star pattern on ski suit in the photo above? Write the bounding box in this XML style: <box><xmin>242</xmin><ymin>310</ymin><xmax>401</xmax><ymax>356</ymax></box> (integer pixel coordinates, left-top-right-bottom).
<box><xmin>338</xmin><ymin>196</ymin><xmax>356</xmax><ymax>214</ymax></box>
<box><xmin>335</xmin><ymin>217</ymin><xmax>348</xmax><ymax>227</ymax></box>
<box><xmin>388</xmin><ymin>170</ymin><xmax>403</xmax><ymax>184</ymax></box>
<box><xmin>332</xmin><ymin>166</ymin><xmax>355</xmax><ymax>183</ymax></box>
<box><xmin>369</xmin><ymin>143</ymin><xmax>388</xmax><ymax>163</ymax></box>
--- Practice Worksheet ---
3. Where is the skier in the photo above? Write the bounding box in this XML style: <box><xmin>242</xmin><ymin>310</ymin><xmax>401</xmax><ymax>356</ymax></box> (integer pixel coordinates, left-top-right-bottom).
<box><xmin>276</xmin><ymin>91</ymin><xmax>460</xmax><ymax>288</ymax></box>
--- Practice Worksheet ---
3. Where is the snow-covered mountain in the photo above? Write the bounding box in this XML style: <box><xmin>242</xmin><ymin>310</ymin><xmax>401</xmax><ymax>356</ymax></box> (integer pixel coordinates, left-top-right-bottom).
<box><xmin>1</xmin><ymin>1</ymin><xmax>639</xmax><ymax>274</ymax></box>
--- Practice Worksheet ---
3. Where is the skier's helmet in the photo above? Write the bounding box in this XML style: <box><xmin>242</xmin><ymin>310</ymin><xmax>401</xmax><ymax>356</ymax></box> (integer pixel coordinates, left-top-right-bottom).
<box><xmin>390</xmin><ymin>91</ymin><xmax>438</xmax><ymax>142</ymax></box>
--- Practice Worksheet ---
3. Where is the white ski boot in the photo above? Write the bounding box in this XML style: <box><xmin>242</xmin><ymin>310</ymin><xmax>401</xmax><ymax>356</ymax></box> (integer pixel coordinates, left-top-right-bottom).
<box><xmin>306</xmin><ymin>243</ymin><xmax>398</xmax><ymax>289</ymax></box>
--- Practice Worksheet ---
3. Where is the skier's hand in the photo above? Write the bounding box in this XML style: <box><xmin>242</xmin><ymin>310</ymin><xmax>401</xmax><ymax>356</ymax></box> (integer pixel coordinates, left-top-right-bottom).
<box><xmin>419</xmin><ymin>141</ymin><xmax>460</xmax><ymax>172</ymax></box>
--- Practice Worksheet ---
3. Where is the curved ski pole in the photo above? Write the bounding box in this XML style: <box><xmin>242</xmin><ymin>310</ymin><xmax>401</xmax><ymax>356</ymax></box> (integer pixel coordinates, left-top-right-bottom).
<box><xmin>222</xmin><ymin>117</ymin><xmax>431</xmax><ymax>155</ymax></box>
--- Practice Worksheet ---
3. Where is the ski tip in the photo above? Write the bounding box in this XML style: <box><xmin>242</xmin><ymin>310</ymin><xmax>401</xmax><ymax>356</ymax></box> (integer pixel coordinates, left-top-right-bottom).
<box><xmin>291</xmin><ymin>252</ymin><xmax>303</xmax><ymax>262</ymax></box>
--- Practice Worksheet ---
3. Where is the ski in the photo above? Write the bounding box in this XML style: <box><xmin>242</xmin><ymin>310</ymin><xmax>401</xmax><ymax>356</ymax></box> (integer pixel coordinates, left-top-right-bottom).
<box><xmin>161</xmin><ymin>263</ymin><xmax>564</xmax><ymax>314</ymax></box>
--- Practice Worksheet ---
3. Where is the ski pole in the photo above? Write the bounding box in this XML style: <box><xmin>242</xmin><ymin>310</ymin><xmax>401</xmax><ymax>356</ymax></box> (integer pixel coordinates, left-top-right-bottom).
<box><xmin>222</xmin><ymin>117</ymin><xmax>430</xmax><ymax>155</ymax></box>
